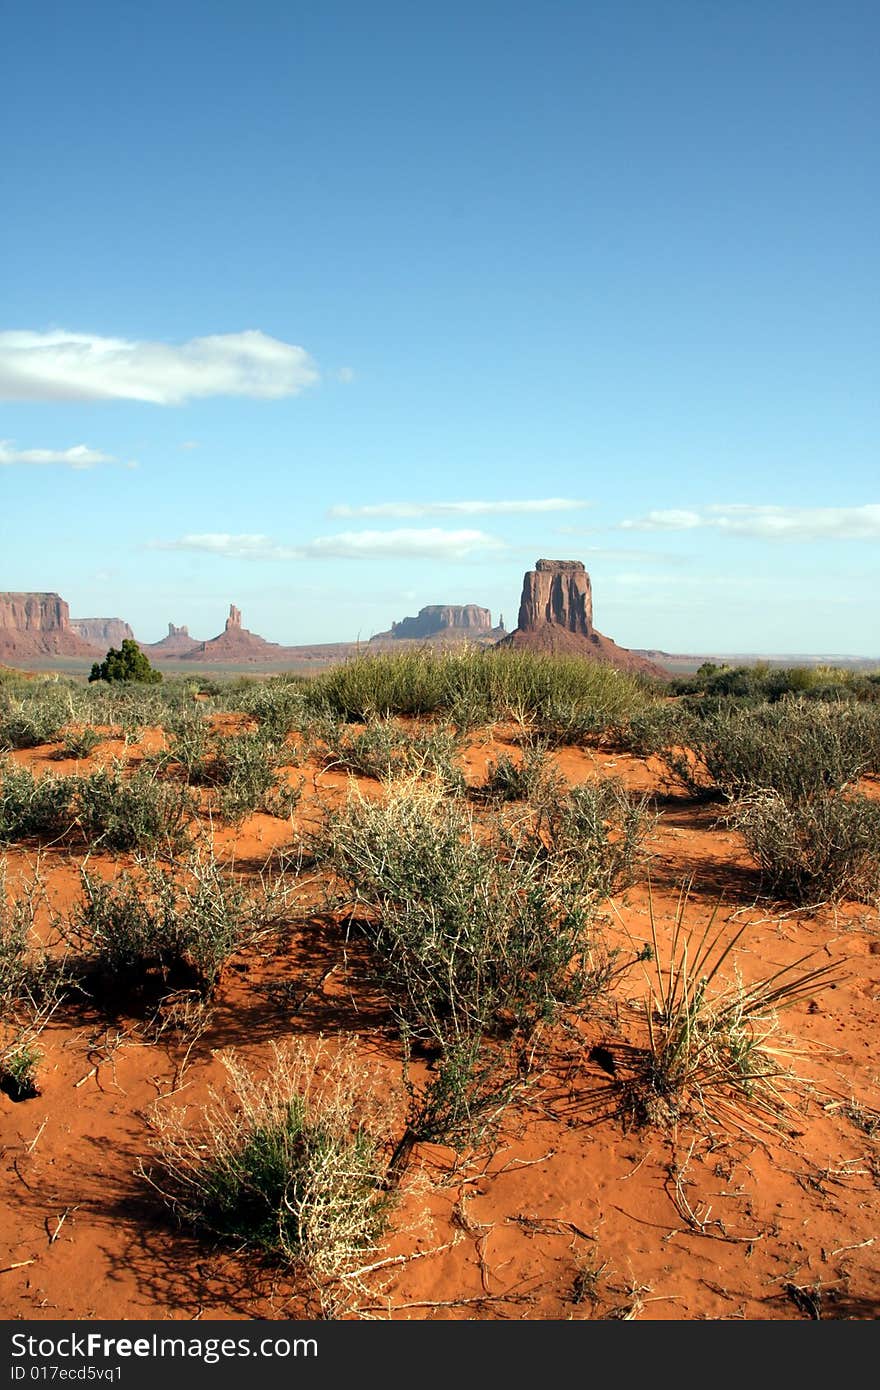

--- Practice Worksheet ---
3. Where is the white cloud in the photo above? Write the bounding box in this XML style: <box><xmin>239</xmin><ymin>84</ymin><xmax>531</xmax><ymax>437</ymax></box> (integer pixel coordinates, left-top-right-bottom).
<box><xmin>620</xmin><ymin>509</ymin><xmax>703</xmax><ymax>531</ymax></box>
<box><xmin>152</xmin><ymin>534</ymin><xmax>299</xmax><ymax>561</ymax></box>
<box><xmin>0</xmin><ymin>329</ymin><xmax>319</xmax><ymax>404</ymax></box>
<box><xmin>306</xmin><ymin>528</ymin><xmax>504</xmax><ymax>558</ymax></box>
<box><xmin>0</xmin><ymin>439</ymin><xmax>119</xmax><ymax>469</ymax></box>
<box><xmin>330</xmin><ymin>498</ymin><xmax>589</xmax><ymax>519</ymax></box>
<box><xmin>152</xmin><ymin>528</ymin><xmax>503</xmax><ymax>562</ymax></box>
<box><xmin>621</xmin><ymin>504</ymin><xmax>880</xmax><ymax>541</ymax></box>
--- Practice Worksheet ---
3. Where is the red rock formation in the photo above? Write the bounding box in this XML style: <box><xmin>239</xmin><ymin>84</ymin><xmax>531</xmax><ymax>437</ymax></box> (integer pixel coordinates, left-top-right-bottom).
<box><xmin>181</xmin><ymin>606</ymin><xmax>282</xmax><ymax>663</ymax></box>
<box><xmin>498</xmin><ymin>561</ymin><xmax>666</xmax><ymax>678</ymax></box>
<box><xmin>0</xmin><ymin>592</ymin><xmax>100</xmax><ymax>660</ymax></box>
<box><xmin>143</xmin><ymin>623</ymin><xmax>202</xmax><ymax>656</ymax></box>
<box><xmin>517</xmin><ymin>560</ymin><xmax>593</xmax><ymax>635</ymax></box>
<box><xmin>69</xmin><ymin>618</ymin><xmax>134</xmax><ymax>648</ymax></box>
<box><xmin>371</xmin><ymin>604</ymin><xmax>501</xmax><ymax>643</ymax></box>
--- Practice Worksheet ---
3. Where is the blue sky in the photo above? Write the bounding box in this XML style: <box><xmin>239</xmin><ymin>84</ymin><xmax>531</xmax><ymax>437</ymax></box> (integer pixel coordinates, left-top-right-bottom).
<box><xmin>1</xmin><ymin>0</ymin><xmax>878</xmax><ymax>655</ymax></box>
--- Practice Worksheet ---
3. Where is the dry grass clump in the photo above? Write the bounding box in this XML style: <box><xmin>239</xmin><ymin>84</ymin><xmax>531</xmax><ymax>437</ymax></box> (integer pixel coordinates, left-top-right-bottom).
<box><xmin>141</xmin><ymin>1037</ymin><xmax>400</xmax><ymax>1297</ymax></box>
<box><xmin>307</xmin><ymin>646</ymin><xmax>654</xmax><ymax>731</ymax></box>
<box><xmin>620</xmin><ymin>892</ymin><xmax>840</xmax><ymax>1129</ymax></box>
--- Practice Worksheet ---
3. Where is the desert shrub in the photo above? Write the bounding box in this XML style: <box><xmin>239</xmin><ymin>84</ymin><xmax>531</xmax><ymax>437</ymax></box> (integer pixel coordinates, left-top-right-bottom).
<box><xmin>0</xmin><ymin>685</ymin><xmax>76</xmax><ymax>750</ymax></box>
<box><xmin>386</xmin><ymin>1034</ymin><xmax>525</xmax><ymax>1188</ymax></box>
<box><xmin>228</xmin><ymin>677</ymin><xmax>309</xmax><ymax>738</ymax></box>
<box><xmin>733</xmin><ymin>789</ymin><xmax>880</xmax><ymax>904</ymax></box>
<box><xmin>211</xmin><ymin>731</ymin><xmax>301</xmax><ymax>822</ymax></box>
<box><xmin>622</xmin><ymin>896</ymin><xmax>841</xmax><ymax>1128</ymax></box>
<box><xmin>157</xmin><ymin>722</ymin><xmax>301</xmax><ymax>823</ymax></box>
<box><xmin>654</xmin><ymin>698</ymin><xmax>879</xmax><ymax>801</ymax></box>
<box><xmin>71</xmin><ymin>851</ymin><xmax>285</xmax><ymax>996</ymax></box>
<box><xmin>73</xmin><ymin>765</ymin><xmax>196</xmax><ymax>851</ymax></box>
<box><xmin>0</xmin><ymin>860</ymin><xmax>59</xmax><ymax>1015</ymax></box>
<box><xmin>0</xmin><ymin>763</ymin><xmax>74</xmax><ymax>843</ymax></box>
<box><xmin>89</xmin><ymin>639</ymin><xmax>163</xmax><ymax>685</ymax></box>
<box><xmin>472</xmin><ymin>746</ymin><xmax>565</xmax><ymax>804</ymax></box>
<box><xmin>529</xmin><ymin>778</ymin><xmax>657</xmax><ymax>897</ymax></box>
<box><xmin>81</xmin><ymin>678</ymin><xmax>202</xmax><ymax>732</ymax></box>
<box><xmin>56</xmin><ymin>726</ymin><xmax>102</xmax><ymax>760</ymax></box>
<box><xmin>672</xmin><ymin>662</ymin><xmax>880</xmax><ymax>705</ymax></box>
<box><xmin>162</xmin><ymin>716</ymin><xmax>212</xmax><ymax>782</ymax></box>
<box><xmin>313</xmin><ymin>779</ymin><xmax>609</xmax><ymax>1045</ymax></box>
<box><xmin>314</xmin><ymin>715</ymin><xmax>464</xmax><ymax>790</ymax></box>
<box><xmin>0</xmin><ymin>1032</ymin><xmax>41</xmax><ymax>1101</ymax></box>
<box><xmin>0</xmin><ymin>860</ymin><xmax>65</xmax><ymax>1100</ymax></box>
<box><xmin>142</xmin><ymin>1038</ymin><xmax>398</xmax><ymax>1291</ymax></box>
<box><xmin>609</xmin><ymin>702</ymin><xmax>680</xmax><ymax>757</ymax></box>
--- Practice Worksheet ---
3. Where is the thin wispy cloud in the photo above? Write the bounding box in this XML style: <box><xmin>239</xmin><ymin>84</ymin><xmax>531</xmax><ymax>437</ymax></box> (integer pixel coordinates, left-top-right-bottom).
<box><xmin>621</xmin><ymin>504</ymin><xmax>880</xmax><ymax>541</ymax></box>
<box><xmin>0</xmin><ymin>439</ymin><xmax>125</xmax><ymax>469</ymax></box>
<box><xmin>307</xmin><ymin>528</ymin><xmax>504</xmax><ymax>558</ymax></box>
<box><xmin>330</xmin><ymin>498</ymin><xmax>590</xmax><ymax>519</ymax></box>
<box><xmin>151</xmin><ymin>534</ymin><xmax>300</xmax><ymax>561</ymax></box>
<box><xmin>0</xmin><ymin>329</ymin><xmax>319</xmax><ymax>404</ymax></box>
<box><xmin>152</xmin><ymin>528</ymin><xmax>504</xmax><ymax>562</ymax></box>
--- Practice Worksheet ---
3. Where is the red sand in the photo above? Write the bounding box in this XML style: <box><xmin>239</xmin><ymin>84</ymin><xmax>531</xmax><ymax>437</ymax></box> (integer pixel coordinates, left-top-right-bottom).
<box><xmin>1</xmin><ymin>728</ymin><xmax>877</xmax><ymax>1321</ymax></box>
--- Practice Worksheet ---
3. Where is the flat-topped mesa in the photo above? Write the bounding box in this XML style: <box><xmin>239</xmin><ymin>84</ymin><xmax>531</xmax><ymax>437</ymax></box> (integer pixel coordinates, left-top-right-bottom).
<box><xmin>391</xmin><ymin>604</ymin><xmax>493</xmax><ymax>639</ymax></box>
<box><xmin>0</xmin><ymin>591</ymin><xmax>100</xmax><ymax>659</ymax></box>
<box><xmin>518</xmin><ymin>559</ymin><xmax>593</xmax><ymax>636</ymax></box>
<box><xmin>69</xmin><ymin>618</ymin><xmax>134</xmax><ymax>648</ymax></box>
<box><xmin>225</xmin><ymin>604</ymin><xmax>242</xmax><ymax>632</ymax></box>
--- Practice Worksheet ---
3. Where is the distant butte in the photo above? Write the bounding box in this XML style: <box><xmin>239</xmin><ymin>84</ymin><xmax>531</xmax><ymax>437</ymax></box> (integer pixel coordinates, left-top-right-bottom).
<box><xmin>69</xmin><ymin>617</ymin><xmax>135</xmax><ymax>649</ymax></box>
<box><xmin>142</xmin><ymin>622</ymin><xmax>202</xmax><ymax>656</ymax></box>
<box><xmin>496</xmin><ymin>559</ymin><xmax>665</xmax><ymax>677</ymax></box>
<box><xmin>179</xmin><ymin>604</ymin><xmax>282</xmax><ymax>663</ymax></box>
<box><xmin>370</xmin><ymin>603</ymin><xmax>506</xmax><ymax>646</ymax></box>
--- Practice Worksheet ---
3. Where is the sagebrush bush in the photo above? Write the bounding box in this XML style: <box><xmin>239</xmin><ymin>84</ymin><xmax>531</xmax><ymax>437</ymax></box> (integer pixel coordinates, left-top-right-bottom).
<box><xmin>654</xmin><ymin>698</ymin><xmax>879</xmax><ymax>801</ymax></box>
<box><xmin>71</xmin><ymin>851</ymin><xmax>288</xmax><ymax>996</ymax></box>
<box><xmin>524</xmin><ymin>777</ymin><xmax>657</xmax><ymax>897</ymax></box>
<box><xmin>733</xmin><ymin>789</ymin><xmax>880</xmax><ymax>903</ymax></box>
<box><xmin>0</xmin><ymin>762</ymin><xmax>73</xmax><ymax>843</ymax></box>
<box><xmin>0</xmin><ymin>860</ymin><xmax>65</xmax><ymax>1100</ymax></box>
<box><xmin>0</xmin><ymin>686</ymin><xmax>75</xmax><ymax>750</ymax></box>
<box><xmin>473</xmin><ymin>746</ymin><xmax>565</xmax><ymax>804</ymax></box>
<box><xmin>73</xmin><ymin>765</ymin><xmax>196</xmax><ymax>851</ymax></box>
<box><xmin>313</xmin><ymin>778</ymin><xmax>613</xmax><ymax>1045</ymax></box>
<box><xmin>672</xmin><ymin>661</ymin><xmax>880</xmax><ymax>705</ymax></box>
<box><xmin>313</xmin><ymin>715</ymin><xmax>464</xmax><ymax>791</ymax></box>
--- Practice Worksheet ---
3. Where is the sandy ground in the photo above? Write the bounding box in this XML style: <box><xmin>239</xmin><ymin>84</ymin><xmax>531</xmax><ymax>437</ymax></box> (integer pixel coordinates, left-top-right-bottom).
<box><xmin>1</xmin><ymin>723</ymin><xmax>878</xmax><ymax>1322</ymax></box>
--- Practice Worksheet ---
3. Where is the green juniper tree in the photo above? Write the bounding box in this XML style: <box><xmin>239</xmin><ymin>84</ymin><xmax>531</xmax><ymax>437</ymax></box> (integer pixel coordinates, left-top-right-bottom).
<box><xmin>89</xmin><ymin>639</ymin><xmax>163</xmax><ymax>685</ymax></box>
